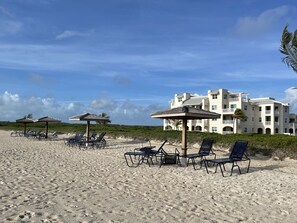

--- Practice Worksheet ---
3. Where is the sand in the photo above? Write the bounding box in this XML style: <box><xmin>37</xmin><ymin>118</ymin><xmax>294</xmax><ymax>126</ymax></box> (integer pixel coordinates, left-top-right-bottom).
<box><xmin>1</xmin><ymin>130</ymin><xmax>297</xmax><ymax>223</ymax></box>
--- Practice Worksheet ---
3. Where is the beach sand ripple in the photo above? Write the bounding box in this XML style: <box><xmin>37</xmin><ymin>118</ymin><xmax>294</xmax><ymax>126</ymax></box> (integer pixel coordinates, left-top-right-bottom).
<box><xmin>1</xmin><ymin>130</ymin><xmax>297</xmax><ymax>222</ymax></box>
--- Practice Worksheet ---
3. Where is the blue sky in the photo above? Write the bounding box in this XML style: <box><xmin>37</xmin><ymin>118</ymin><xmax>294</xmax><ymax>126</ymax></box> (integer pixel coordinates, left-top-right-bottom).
<box><xmin>1</xmin><ymin>0</ymin><xmax>297</xmax><ymax>125</ymax></box>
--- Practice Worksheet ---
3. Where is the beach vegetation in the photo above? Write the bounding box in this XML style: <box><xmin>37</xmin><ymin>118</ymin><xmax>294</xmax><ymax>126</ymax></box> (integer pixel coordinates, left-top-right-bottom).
<box><xmin>1</xmin><ymin>121</ymin><xmax>297</xmax><ymax>158</ymax></box>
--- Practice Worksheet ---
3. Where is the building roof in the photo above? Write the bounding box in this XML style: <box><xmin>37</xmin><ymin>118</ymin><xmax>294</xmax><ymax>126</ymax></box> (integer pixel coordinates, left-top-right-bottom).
<box><xmin>183</xmin><ymin>96</ymin><xmax>207</xmax><ymax>106</ymax></box>
<box><xmin>250</xmin><ymin>97</ymin><xmax>288</xmax><ymax>105</ymax></box>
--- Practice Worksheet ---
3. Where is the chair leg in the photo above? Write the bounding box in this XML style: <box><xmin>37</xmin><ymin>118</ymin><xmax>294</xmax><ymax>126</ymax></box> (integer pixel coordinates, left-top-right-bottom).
<box><xmin>203</xmin><ymin>160</ymin><xmax>209</xmax><ymax>174</ymax></box>
<box><xmin>218</xmin><ymin>164</ymin><xmax>225</xmax><ymax>177</ymax></box>
<box><xmin>230</xmin><ymin>162</ymin><xmax>241</xmax><ymax>176</ymax></box>
<box><xmin>124</xmin><ymin>154</ymin><xmax>143</xmax><ymax>167</ymax></box>
<box><xmin>247</xmin><ymin>159</ymin><xmax>251</xmax><ymax>173</ymax></box>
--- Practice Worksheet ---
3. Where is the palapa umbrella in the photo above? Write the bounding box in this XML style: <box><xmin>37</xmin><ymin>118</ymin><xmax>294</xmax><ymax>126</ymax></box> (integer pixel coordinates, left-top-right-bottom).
<box><xmin>151</xmin><ymin>106</ymin><xmax>221</xmax><ymax>165</ymax></box>
<box><xmin>35</xmin><ymin>116</ymin><xmax>61</xmax><ymax>138</ymax></box>
<box><xmin>16</xmin><ymin>117</ymin><xmax>35</xmax><ymax>135</ymax></box>
<box><xmin>69</xmin><ymin>113</ymin><xmax>110</xmax><ymax>143</ymax></box>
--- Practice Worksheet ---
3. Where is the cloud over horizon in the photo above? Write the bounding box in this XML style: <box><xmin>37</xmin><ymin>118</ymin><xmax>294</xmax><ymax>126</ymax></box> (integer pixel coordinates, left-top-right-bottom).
<box><xmin>0</xmin><ymin>91</ymin><xmax>164</xmax><ymax>125</ymax></box>
<box><xmin>235</xmin><ymin>5</ymin><xmax>290</xmax><ymax>37</ymax></box>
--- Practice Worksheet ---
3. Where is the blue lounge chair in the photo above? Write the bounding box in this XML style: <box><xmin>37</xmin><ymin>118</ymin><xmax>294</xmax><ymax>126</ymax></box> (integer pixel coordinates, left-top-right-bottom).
<box><xmin>124</xmin><ymin>140</ymin><xmax>167</xmax><ymax>167</ymax></box>
<box><xmin>186</xmin><ymin>139</ymin><xmax>216</xmax><ymax>170</ymax></box>
<box><xmin>203</xmin><ymin>140</ymin><xmax>250</xmax><ymax>177</ymax></box>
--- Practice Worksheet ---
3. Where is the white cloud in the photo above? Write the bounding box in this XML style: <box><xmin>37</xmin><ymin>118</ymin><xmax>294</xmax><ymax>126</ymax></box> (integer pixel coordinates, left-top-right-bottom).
<box><xmin>0</xmin><ymin>19</ymin><xmax>22</xmax><ymax>35</ymax></box>
<box><xmin>235</xmin><ymin>6</ymin><xmax>289</xmax><ymax>37</ymax></box>
<box><xmin>90</xmin><ymin>98</ymin><xmax>118</xmax><ymax>110</ymax></box>
<box><xmin>284</xmin><ymin>87</ymin><xmax>297</xmax><ymax>113</ymax></box>
<box><xmin>55</xmin><ymin>30</ymin><xmax>88</xmax><ymax>40</ymax></box>
<box><xmin>0</xmin><ymin>91</ymin><xmax>163</xmax><ymax>125</ymax></box>
<box><xmin>0</xmin><ymin>6</ymin><xmax>14</xmax><ymax>18</ymax></box>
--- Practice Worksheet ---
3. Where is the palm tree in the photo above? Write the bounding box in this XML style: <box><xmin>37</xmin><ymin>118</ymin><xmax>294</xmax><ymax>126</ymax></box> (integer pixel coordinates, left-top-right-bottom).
<box><xmin>168</xmin><ymin>119</ymin><xmax>182</xmax><ymax>130</ymax></box>
<box><xmin>233</xmin><ymin>108</ymin><xmax>247</xmax><ymax>134</ymax></box>
<box><xmin>280</xmin><ymin>25</ymin><xmax>297</xmax><ymax>73</ymax></box>
<box><xmin>96</xmin><ymin>112</ymin><xmax>111</xmax><ymax>125</ymax></box>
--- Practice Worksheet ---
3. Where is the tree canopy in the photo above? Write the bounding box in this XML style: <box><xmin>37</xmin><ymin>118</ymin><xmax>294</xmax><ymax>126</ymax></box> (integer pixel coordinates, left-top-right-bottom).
<box><xmin>280</xmin><ymin>25</ymin><xmax>297</xmax><ymax>73</ymax></box>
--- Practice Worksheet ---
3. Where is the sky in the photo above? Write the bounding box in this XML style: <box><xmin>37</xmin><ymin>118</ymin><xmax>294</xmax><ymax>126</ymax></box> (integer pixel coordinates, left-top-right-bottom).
<box><xmin>1</xmin><ymin>0</ymin><xmax>297</xmax><ymax>126</ymax></box>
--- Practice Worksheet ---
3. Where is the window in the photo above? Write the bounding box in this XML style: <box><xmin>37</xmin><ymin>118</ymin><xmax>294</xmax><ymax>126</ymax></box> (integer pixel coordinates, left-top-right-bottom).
<box><xmin>275</xmin><ymin>117</ymin><xmax>279</xmax><ymax>122</ymax></box>
<box><xmin>259</xmin><ymin>117</ymin><xmax>262</xmax><ymax>122</ymax></box>
<box><xmin>285</xmin><ymin>128</ymin><xmax>287</xmax><ymax>133</ymax></box>
<box><xmin>285</xmin><ymin>107</ymin><xmax>288</xmax><ymax>112</ymax></box>
<box><xmin>285</xmin><ymin>118</ymin><xmax>287</xmax><ymax>123</ymax></box>
<box><xmin>252</xmin><ymin>107</ymin><xmax>255</xmax><ymax>111</ymax></box>
<box><xmin>259</xmin><ymin>107</ymin><xmax>262</xmax><ymax>111</ymax></box>
<box><xmin>223</xmin><ymin>104</ymin><xmax>227</xmax><ymax>109</ymax></box>
<box><xmin>212</xmin><ymin>94</ymin><xmax>218</xmax><ymax>99</ymax></box>
<box><xmin>266</xmin><ymin>106</ymin><xmax>271</xmax><ymax>111</ymax></box>
<box><xmin>212</xmin><ymin>105</ymin><xmax>217</xmax><ymax>110</ymax></box>
<box><xmin>178</xmin><ymin>98</ymin><xmax>182</xmax><ymax>102</ymax></box>
<box><xmin>230</xmin><ymin>104</ymin><xmax>237</xmax><ymax>109</ymax></box>
<box><xmin>212</xmin><ymin>127</ymin><xmax>217</xmax><ymax>133</ymax></box>
<box><xmin>244</xmin><ymin>105</ymin><xmax>247</xmax><ymax>110</ymax></box>
<box><xmin>223</xmin><ymin>94</ymin><xmax>227</xmax><ymax>99</ymax></box>
<box><xmin>275</xmin><ymin>106</ymin><xmax>279</xmax><ymax>111</ymax></box>
<box><xmin>275</xmin><ymin>128</ymin><xmax>279</xmax><ymax>133</ymax></box>
<box><xmin>244</xmin><ymin>128</ymin><xmax>247</xmax><ymax>133</ymax></box>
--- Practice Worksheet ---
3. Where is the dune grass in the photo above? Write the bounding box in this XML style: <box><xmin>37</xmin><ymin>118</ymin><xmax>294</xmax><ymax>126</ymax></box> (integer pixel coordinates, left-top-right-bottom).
<box><xmin>1</xmin><ymin>121</ymin><xmax>297</xmax><ymax>158</ymax></box>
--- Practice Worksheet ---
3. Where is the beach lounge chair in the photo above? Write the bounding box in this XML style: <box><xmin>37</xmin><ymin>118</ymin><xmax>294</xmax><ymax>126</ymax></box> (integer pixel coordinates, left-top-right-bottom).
<box><xmin>203</xmin><ymin>140</ymin><xmax>250</xmax><ymax>177</ymax></box>
<box><xmin>186</xmin><ymin>139</ymin><xmax>216</xmax><ymax>170</ymax></box>
<box><xmin>156</xmin><ymin>147</ymin><xmax>180</xmax><ymax>167</ymax></box>
<box><xmin>64</xmin><ymin>132</ymin><xmax>85</xmax><ymax>147</ymax></box>
<box><xmin>79</xmin><ymin>132</ymin><xmax>107</xmax><ymax>149</ymax></box>
<box><xmin>124</xmin><ymin>140</ymin><xmax>167</xmax><ymax>167</ymax></box>
<box><xmin>124</xmin><ymin>150</ymin><xmax>149</xmax><ymax>167</ymax></box>
<box><xmin>146</xmin><ymin>140</ymin><xmax>180</xmax><ymax>167</ymax></box>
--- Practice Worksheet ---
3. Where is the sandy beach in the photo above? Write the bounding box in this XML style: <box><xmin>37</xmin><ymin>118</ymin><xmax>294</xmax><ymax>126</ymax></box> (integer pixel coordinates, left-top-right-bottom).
<box><xmin>1</xmin><ymin>130</ymin><xmax>297</xmax><ymax>223</ymax></box>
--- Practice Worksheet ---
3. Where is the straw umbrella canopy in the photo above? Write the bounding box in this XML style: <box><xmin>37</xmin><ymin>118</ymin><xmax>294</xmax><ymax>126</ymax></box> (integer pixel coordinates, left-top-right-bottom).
<box><xmin>35</xmin><ymin>116</ymin><xmax>61</xmax><ymax>138</ymax></box>
<box><xmin>151</xmin><ymin>106</ymin><xmax>221</xmax><ymax>164</ymax></box>
<box><xmin>69</xmin><ymin>113</ymin><xmax>110</xmax><ymax>142</ymax></box>
<box><xmin>16</xmin><ymin>117</ymin><xmax>35</xmax><ymax>135</ymax></box>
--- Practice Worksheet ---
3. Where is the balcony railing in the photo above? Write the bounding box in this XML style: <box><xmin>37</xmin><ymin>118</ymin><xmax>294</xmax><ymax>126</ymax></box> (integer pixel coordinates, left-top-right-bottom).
<box><xmin>223</xmin><ymin>108</ymin><xmax>235</xmax><ymax>113</ymax></box>
<box><xmin>223</xmin><ymin>120</ymin><xmax>233</xmax><ymax>124</ymax></box>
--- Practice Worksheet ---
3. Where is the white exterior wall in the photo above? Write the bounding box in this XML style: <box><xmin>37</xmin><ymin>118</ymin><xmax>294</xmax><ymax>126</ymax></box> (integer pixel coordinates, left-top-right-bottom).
<box><xmin>165</xmin><ymin>89</ymin><xmax>293</xmax><ymax>135</ymax></box>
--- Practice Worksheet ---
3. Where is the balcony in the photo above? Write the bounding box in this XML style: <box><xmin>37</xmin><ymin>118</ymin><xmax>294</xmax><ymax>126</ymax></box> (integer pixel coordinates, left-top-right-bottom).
<box><xmin>223</xmin><ymin>120</ymin><xmax>233</xmax><ymax>124</ymax></box>
<box><xmin>229</xmin><ymin>98</ymin><xmax>239</xmax><ymax>102</ymax></box>
<box><xmin>223</xmin><ymin>108</ymin><xmax>235</xmax><ymax>113</ymax></box>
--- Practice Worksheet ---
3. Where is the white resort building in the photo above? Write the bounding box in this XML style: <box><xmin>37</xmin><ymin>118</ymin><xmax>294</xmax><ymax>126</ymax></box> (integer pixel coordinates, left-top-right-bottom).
<box><xmin>165</xmin><ymin>88</ymin><xmax>297</xmax><ymax>135</ymax></box>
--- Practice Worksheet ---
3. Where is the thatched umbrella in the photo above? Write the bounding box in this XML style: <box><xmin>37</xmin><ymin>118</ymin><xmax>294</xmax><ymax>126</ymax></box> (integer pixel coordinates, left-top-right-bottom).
<box><xmin>151</xmin><ymin>106</ymin><xmax>221</xmax><ymax>165</ymax></box>
<box><xmin>16</xmin><ymin>117</ymin><xmax>35</xmax><ymax>135</ymax></box>
<box><xmin>35</xmin><ymin>116</ymin><xmax>61</xmax><ymax>138</ymax></box>
<box><xmin>69</xmin><ymin>113</ymin><xmax>110</xmax><ymax>143</ymax></box>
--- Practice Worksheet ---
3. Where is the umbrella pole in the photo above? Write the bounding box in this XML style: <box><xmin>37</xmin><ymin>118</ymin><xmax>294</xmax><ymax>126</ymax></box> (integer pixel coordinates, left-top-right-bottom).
<box><xmin>86</xmin><ymin>121</ymin><xmax>90</xmax><ymax>144</ymax></box>
<box><xmin>24</xmin><ymin>123</ymin><xmax>27</xmax><ymax>136</ymax></box>
<box><xmin>45</xmin><ymin>122</ymin><xmax>49</xmax><ymax>138</ymax></box>
<box><xmin>180</xmin><ymin>118</ymin><xmax>187</xmax><ymax>166</ymax></box>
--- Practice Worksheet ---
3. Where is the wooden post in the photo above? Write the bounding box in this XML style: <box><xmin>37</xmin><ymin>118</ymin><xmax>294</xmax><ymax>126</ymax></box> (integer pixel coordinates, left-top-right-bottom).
<box><xmin>45</xmin><ymin>122</ymin><xmax>49</xmax><ymax>138</ymax></box>
<box><xmin>86</xmin><ymin>121</ymin><xmax>90</xmax><ymax>143</ymax></box>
